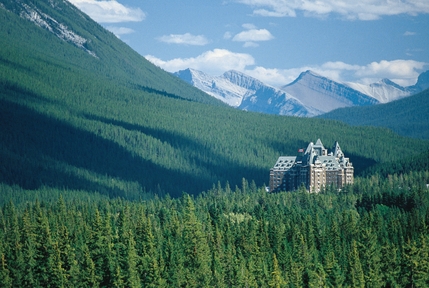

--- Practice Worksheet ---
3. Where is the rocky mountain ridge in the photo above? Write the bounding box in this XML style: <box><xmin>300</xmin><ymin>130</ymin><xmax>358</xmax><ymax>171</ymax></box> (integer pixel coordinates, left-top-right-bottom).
<box><xmin>175</xmin><ymin>68</ymin><xmax>429</xmax><ymax>117</ymax></box>
<box><xmin>174</xmin><ymin>69</ymin><xmax>322</xmax><ymax>117</ymax></box>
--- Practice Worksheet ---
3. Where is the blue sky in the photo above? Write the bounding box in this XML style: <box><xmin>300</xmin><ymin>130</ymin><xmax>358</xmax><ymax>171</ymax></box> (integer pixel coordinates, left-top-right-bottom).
<box><xmin>69</xmin><ymin>0</ymin><xmax>429</xmax><ymax>87</ymax></box>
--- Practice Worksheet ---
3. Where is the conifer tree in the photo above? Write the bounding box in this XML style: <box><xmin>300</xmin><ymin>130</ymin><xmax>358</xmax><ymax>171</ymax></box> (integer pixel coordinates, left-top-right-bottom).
<box><xmin>78</xmin><ymin>243</ymin><xmax>98</xmax><ymax>288</ymax></box>
<box><xmin>182</xmin><ymin>194</ymin><xmax>212</xmax><ymax>287</ymax></box>
<box><xmin>403</xmin><ymin>236</ymin><xmax>429</xmax><ymax>287</ymax></box>
<box><xmin>21</xmin><ymin>207</ymin><xmax>37</xmax><ymax>287</ymax></box>
<box><xmin>136</xmin><ymin>212</ymin><xmax>161</xmax><ymax>287</ymax></box>
<box><xmin>269</xmin><ymin>253</ymin><xmax>286</xmax><ymax>288</ymax></box>
<box><xmin>3</xmin><ymin>201</ymin><xmax>24</xmax><ymax>286</ymax></box>
<box><xmin>381</xmin><ymin>243</ymin><xmax>400</xmax><ymax>287</ymax></box>
<box><xmin>349</xmin><ymin>240</ymin><xmax>365</xmax><ymax>288</ymax></box>
<box><xmin>359</xmin><ymin>225</ymin><xmax>383</xmax><ymax>287</ymax></box>
<box><xmin>0</xmin><ymin>253</ymin><xmax>12</xmax><ymax>288</ymax></box>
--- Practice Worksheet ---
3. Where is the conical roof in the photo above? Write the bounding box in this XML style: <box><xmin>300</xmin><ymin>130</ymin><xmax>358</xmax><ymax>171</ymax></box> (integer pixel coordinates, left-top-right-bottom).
<box><xmin>333</xmin><ymin>141</ymin><xmax>343</xmax><ymax>157</ymax></box>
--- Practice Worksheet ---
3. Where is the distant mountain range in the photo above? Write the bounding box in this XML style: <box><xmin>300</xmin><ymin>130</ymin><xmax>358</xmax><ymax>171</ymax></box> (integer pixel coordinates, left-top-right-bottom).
<box><xmin>173</xmin><ymin>69</ymin><xmax>321</xmax><ymax>117</ymax></box>
<box><xmin>174</xmin><ymin>68</ymin><xmax>429</xmax><ymax>117</ymax></box>
<box><xmin>280</xmin><ymin>70</ymin><xmax>378</xmax><ymax>114</ymax></box>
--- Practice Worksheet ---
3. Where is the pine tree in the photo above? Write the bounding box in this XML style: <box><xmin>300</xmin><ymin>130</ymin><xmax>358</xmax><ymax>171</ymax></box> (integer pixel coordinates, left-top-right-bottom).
<box><xmin>269</xmin><ymin>253</ymin><xmax>286</xmax><ymax>288</ymax></box>
<box><xmin>0</xmin><ymin>253</ymin><xmax>12</xmax><ymax>288</ymax></box>
<box><xmin>78</xmin><ymin>244</ymin><xmax>98</xmax><ymax>288</ymax></box>
<box><xmin>289</xmin><ymin>256</ymin><xmax>304</xmax><ymax>288</ymax></box>
<box><xmin>307</xmin><ymin>262</ymin><xmax>327</xmax><ymax>288</ymax></box>
<box><xmin>210</xmin><ymin>225</ymin><xmax>226</xmax><ymax>288</ymax></box>
<box><xmin>182</xmin><ymin>194</ymin><xmax>212</xmax><ymax>287</ymax></box>
<box><xmin>116</xmin><ymin>205</ymin><xmax>141</xmax><ymax>287</ymax></box>
<box><xmin>359</xmin><ymin>225</ymin><xmax>383</xmax><ymax>287</ymax></box>
<box><xmin>330</xmin><ymin>262</ymin><xmax>345</xmax><ymax>288</ymax></box>
<box><xmin>349</xmin><ymin>240</ymin><xmax>365</xmax><ymax>288</ymax></box>
<box><xmin>381</xmin><ymin>243</ymin><xmax>400</xmax><ymax>287</ymax></box>
<box><xmin>403</xmin><ymin>236</ymin><xmax>429</xmax><ymax>287</ymax></box>
<box><xmin>89</xmin><ymin>208</ymin><xmax>115</xmax><ymax>287</ymax></box>
<box><xmin>3</xmin><ymin>201</ymin><xmax>24</xmax><ymax>286</ymax></box>
<box><xmin>136</xmin><ymin>212</ymin><xmax>162</xmax><ymax>287</ymax></box>
<box><xmin>21</xmin><ymin>207</ymin><xmax>37</xmax><ymax>287</ymax></box>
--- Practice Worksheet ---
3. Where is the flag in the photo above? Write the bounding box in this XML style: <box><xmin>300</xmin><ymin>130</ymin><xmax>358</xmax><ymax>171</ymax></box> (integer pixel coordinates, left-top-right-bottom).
<box><xmin>298</xmin><ymin>148</ymin><xmax>304</xmax><ymax>153</ymax></box>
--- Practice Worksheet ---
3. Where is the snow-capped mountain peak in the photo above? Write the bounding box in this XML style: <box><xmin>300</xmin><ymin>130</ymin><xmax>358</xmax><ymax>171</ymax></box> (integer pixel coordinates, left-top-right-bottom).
<box><xmin>175</xmin><ymin>68</ymin><xmax>429</xmax><ymax>117</ymax></box>
<box><xmin>281</xmin><ymin>70</ymin><xmax>379</xmax><ymax>113</ymax></box>
<box><xmin>174</xmin><ymin>68</ymin><xmax>320</xmax><ymax>117</ymax></box>
<box><xmin>174</xmin><ymin>69</ymin><xmax>249</xmax><ymax>107</ymax></box>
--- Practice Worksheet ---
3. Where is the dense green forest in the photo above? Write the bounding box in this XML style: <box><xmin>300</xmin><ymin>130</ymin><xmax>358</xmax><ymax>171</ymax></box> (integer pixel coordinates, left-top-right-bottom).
<box><xmin>1</xmin><ymin>170</ymin><xmax>429</xmax><ymax>287</ymax></box>
<box><xmin>319</xmin><ymin>88</ymin><xmax>429</xmax><ymax>140</ymax></box>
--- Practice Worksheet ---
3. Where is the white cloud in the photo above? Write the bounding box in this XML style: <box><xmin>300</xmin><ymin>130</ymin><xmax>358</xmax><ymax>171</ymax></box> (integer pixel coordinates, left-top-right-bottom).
<box><xmin>244</xmin><ymin>66</ymin><xmax>296</xmax><ymax>86</ymax></box>
<box><xmin>145</xmin><ymin>49</ymin><xmax>255</xmax><ymax>76</ymax></box>
<box><xmin>146</xmin><ymin>48</ymin><xmax>427</xmax><ymax>87</ymax></box>
<box><xmin>232</xmin><ymin>29</ymin><xmax>274</xmax><ymax>42</ymax></box>
<box><xmin>235</xmin><ymin>0</ymin><xmax>429</xmax><ymax>20</ymax></box>
<box><xmin>245</xmin><ymin>59</ymin><xmax>428</xmax><ymax>87</ymax></box>
<box><xmin>67</xmin><ymin>0</ymin><xmax>145</xmax><ymax>23</ymax></box>
<box><xmin>353</xmin><ymin>60</ymin><xmax>427</xmax><ymax>85</ymax></box>
<box><xmin>404</xmin><ymin>31</ymin><xmax>416</xmax><ymax>36</ymax></box>
<box><xmin>157</xmin><ymin>33</ymin><xmax>209</xmax><ymax>46</ymax></box>
<box><xmin>105</xmin><ymin>26</ymin><xmax>135</xmax><ymax>38</ymax></box>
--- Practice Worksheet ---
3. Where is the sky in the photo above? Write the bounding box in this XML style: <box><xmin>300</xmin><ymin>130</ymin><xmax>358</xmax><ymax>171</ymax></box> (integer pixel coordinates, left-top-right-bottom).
<box><xmin>68</xmin><ymin>0</ymin><xmax>429</xmax><ymax>87</ymax></box>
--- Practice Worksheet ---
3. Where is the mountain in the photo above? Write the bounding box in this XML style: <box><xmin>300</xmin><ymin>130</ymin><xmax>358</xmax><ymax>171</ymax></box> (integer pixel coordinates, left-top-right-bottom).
<box><xmin>319</xmin><ymin>88</ymin><xmax>429</xmax><ymax>139</ymax></box>
<box><xmin>1</xmin><ymin>0</ymin><xmax>428</xmax><ymax>198</ymax></box>
<box><xmin>346</xmin><ymin>70</ymin><xmax>429</xmax><ymax>103</ymax></box>
<box><xmin>178</xmin><ymin>67</ymin><xmax>429</xmax><ymax>117</ymax></box>
<box><xmin>173</xmin><ymin>68</ymin><xmax>245</xmax><ymax>107</ymax></box>
<box><xmin>412</xmin><ymin>70</ymin><xmax>429</xmax><ymax>92</ymax></box>
<box><xmin>174</xmin><ymin>68</ymin><xmax>322</xmax><ymax>117</ymax></box>
<box><xmin>280</xmin><ymin>70</ymin><xmax>379</xmax><ymax>114</ymax></box>
<box><xmin>0</xmin><ymin>0</ymin><xmax>221</xmax><ymax>106</ymax></box>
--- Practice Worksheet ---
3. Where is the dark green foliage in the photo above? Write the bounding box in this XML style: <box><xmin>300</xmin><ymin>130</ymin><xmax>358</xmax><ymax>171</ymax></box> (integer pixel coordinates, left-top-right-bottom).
<box><xmin>0</xmin><ymin>170</ymin><xmax>429</xmax><ymax>287</ymax></box>
<box><xmin>319</xmin><ymin>88</ymin><xmax>429</xmax><ymax>140</ymax></box>
<box><xmin>361</xmin><ymin>149</ymin><xmax>429</xmax><ymax>178</ymax></box>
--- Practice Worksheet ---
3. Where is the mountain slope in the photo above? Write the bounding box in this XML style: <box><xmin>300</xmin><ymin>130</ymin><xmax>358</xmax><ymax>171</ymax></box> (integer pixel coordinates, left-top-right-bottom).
<box><xmin>280</xmin><ymin>70</ymin><xmax>379</xmax><ymax>113</ymax></box>
<box><xmin>0</xmin><ymin>0</ymin><xmax>222</xmax><ymax>106</ymax></box>
<box><xmin>174</xmin><ymin>68</ymin><xmax>246</xmax><ymax>107</ymax></box>
<box><xmin>174</xmin><ymin>68</ymin><xmax>321</xmax><ymax>117</ymax></box>
<box><xmin>347</xmin><ymin>70</ymin><xmax>429</xmax><ymax>103</ymax></box>
<box><xmin>1</xmin><ymin>0</ymin><xmax>428</xmax><ymax>198</ymax></box>
<box><xmin>319</xmin><ymin>89</ymin><xmax>429</xmax><ymax>139</ymax></box>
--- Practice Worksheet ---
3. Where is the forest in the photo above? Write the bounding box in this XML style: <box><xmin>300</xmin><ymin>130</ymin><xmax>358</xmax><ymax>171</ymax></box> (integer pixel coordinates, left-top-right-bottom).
<box><xmin>319</xmin><ymin>88</ymin><xmax>429</xmax><ymax>140</ymax></box>
<box><xmin>1</xmin><ymin>170</ymin><xmax>429</xmax><ymax>287</ymax></box>
<box><xmin>1</xmin><ymin>1</ymin><xmax>429</xmax><ymax>286</ymax></box>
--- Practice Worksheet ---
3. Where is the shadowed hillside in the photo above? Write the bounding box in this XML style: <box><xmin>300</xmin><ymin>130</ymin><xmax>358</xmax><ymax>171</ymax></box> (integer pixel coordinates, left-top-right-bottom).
<box><xmin>1</xmin><ymin>0</ymin><xmax>428</xmax><ymax>198</ymax></box>
<box><xmin>319</xmin><ymin>89</ymin><xmax>429</xmax><ymax>140</ymax></box>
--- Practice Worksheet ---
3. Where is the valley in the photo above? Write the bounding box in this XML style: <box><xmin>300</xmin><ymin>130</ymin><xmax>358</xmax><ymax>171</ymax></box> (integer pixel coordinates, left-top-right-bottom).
<box><xmin>1</xmin><ymin>0</ymin><xmax>429</xmax><ymax>287</ymax></box>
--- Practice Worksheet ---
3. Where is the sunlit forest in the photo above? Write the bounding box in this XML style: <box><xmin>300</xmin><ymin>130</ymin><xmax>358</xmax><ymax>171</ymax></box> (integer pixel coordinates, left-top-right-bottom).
<box><xmin>1</xmin><ymin>170</ymin><xmax>429</xmax><ymax>287</ymax></box>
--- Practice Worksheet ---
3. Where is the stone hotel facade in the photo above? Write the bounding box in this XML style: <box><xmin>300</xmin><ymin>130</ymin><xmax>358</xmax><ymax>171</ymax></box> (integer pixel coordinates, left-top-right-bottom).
<box><xmin>269</xmin><ymin>139</ymin><xmax>354</xmax><ymax>193</ymax></box>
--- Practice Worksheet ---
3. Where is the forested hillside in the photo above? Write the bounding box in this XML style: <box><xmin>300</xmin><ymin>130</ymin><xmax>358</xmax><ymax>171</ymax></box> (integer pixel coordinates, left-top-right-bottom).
<box><xmin>1</xmin><ymin>1</ymin><xmax>429</xmax><ymax>287</ymax></box>
<box><xmin>1</xmin><ymin>0</ymin><xmax>429</xmax><ymax>198</ymax></box>
<box><xmin>319</xmin><ymin>88</ymin><xmax>429</xmax><ymax>140</ymax></box>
